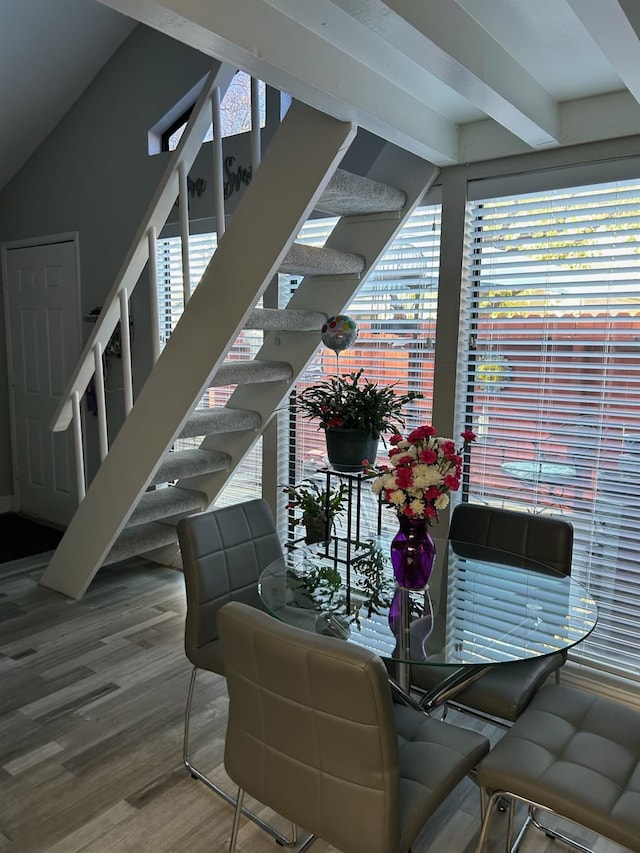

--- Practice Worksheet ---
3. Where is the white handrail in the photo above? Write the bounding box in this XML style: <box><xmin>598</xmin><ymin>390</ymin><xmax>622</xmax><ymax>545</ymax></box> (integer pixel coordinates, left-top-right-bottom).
<box><xmin>49</xmin><ymin>63</ymin><xmax>237</xmax><ymax>432</ymax></box>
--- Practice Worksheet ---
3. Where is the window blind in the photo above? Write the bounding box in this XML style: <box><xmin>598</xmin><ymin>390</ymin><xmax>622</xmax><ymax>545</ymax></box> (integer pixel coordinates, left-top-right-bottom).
<box><xmin>156</xmin><ymin>232</ymin><xmax>262</xmax><ymax>506</ymax></box>
<box><xmin>458</xmin><ymin>178</ymin><xmax>640</xmax><ymax>680</ymax></box>
<box><xmin>281</xmin><ymin>204</ymin><xmax>442</xmax><ymax>544</ymax></box>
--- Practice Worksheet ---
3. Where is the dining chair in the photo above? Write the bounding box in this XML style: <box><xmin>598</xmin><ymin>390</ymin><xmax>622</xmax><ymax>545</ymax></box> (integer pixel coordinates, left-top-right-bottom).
<box><xmin>475</xmin><ymin>684</ymin><xmax>640</xmax><ymax>852</ymax></box>
<box><xmin>218</xmin><ymin>600</ymin><xmax>491</xmax><ymax>853</ymax></box>
<box><xmin>177</xmin><ymin>498</ymin><xmax>293</xmax><ymax>845</ymax></box>
<box><xmin>411</xmin><ymin>502</ymin><xmax>574</xmax><ymax>727</ymax></box>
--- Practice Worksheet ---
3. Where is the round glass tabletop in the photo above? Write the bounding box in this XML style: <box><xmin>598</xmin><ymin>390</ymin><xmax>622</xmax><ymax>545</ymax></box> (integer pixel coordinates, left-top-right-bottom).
<box><xmin>258</xmin><ymin>537</ymin><xmax>598</xmax><ymax>669</ymax></box>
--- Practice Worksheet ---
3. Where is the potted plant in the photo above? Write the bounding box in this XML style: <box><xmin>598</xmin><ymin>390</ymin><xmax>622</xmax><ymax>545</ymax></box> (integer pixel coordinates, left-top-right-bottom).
<box><xmin>295</xmin><ymin>368</ymin><xmax>423</xmax><ymax>472</ymax></box>
<box><xmin>281</xmin><ymin>477</ymin><xmax>349</xmax><ymax>544</ymax></box>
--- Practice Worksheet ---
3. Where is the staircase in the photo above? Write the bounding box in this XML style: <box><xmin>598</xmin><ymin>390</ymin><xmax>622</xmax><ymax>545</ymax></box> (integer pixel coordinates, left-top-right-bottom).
<box><xmin>40</xmin><ymin>72</ymin><xmax>438</xmax><ymax>600</ymax></box>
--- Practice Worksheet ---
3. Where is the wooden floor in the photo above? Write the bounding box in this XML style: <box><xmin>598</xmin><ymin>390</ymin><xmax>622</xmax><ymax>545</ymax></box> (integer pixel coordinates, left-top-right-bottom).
<box><xmin>0</xmin><ymin>557</ymin><xmax>628</xmax><ymax>853</ymax></box>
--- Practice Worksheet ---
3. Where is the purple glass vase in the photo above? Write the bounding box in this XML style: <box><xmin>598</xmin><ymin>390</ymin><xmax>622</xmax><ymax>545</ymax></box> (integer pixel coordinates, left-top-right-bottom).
<box><xmin>390</xmin><ymin>516</ymin><xmax>436</xmax><ymax>590</ymax></box>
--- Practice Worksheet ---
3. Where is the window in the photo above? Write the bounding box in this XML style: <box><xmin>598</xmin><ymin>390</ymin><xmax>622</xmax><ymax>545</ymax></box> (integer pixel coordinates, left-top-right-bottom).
<box><xmin>162</xmin><ymin>71</ymin><xmax>266</xmax><ymax>151</ymax></box>
<box><xmin>283</xmin><ymin>204</ymin><xmax>442</xmax><ymax>542</ymax></box>
<box><xmin>156</xmin><ymin>232</ymin><xmax>262</xmax><ymax>506</ymax></box>
<box><xmin>459</xmin><ymin>177</ymin><xmax>640</xmax><ymax>680</ymax></box>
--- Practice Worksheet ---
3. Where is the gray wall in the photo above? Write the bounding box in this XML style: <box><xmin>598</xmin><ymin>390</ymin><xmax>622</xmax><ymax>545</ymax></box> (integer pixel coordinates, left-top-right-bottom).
<box><xmin>0</xmin><ymin>25</ymin><xmax>213</xmax><ymax>500</ymax></box>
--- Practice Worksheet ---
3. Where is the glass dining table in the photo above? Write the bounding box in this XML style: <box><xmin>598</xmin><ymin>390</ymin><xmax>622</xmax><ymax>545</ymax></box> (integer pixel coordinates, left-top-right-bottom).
<box><xmin>258</xmin><ymin>535</ymin><xmax>598</xmax><ymax>712</ymax></box>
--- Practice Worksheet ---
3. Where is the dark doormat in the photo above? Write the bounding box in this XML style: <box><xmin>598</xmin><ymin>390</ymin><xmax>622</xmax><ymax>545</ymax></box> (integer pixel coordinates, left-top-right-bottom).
<box><xmin>0</xmin><ymin>513</ymin><xmax>64</xmax><ymax>563</ymax></box>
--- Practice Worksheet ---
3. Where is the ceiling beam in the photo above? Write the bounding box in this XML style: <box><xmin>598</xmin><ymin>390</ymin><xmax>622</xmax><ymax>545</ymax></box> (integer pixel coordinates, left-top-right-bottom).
<box><xmin>331</xmin><ymin>0</ymin><xmax>560</xmax><ymax>148</ymax></box>
<box><xmin>95</xmin><ymin>0</ymin><xmax>459</xmax><ymax>164</ymax></box>
<box><xmin>567</xmin><ymin>0</ymin><xmax>640</xmax><ymax>104</ymax></box>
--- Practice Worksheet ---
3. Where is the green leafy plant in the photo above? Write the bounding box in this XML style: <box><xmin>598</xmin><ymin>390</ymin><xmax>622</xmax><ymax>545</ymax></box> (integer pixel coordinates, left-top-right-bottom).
<box><xmin>351</xmin><ymin>540</ymin><xmax>396</xmax><ymax>623</ymax></box>
<box><xmin>281</xmin><ymin>477</ymin><xmax>348</xmax><ymax>520</ymax></box>
<box><xmin>295</xmin><ymin>369</ymin><xmax>423</xmax><ymax>439</ymax></box>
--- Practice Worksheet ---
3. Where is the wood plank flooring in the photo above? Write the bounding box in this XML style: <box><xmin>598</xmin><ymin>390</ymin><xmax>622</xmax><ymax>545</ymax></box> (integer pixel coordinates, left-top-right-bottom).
<box><xmin>0</xmin><ymin>558</ymin><xmax>629</xmax><ymax>852</ymax></box>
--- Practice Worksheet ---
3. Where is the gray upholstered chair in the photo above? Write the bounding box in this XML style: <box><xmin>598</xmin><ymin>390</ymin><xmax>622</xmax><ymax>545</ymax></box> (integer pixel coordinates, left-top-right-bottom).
<box><xmin>218</xmin><ymin>600</ymin><xmax>491</xmax><ymax>853</ymax></box>
<box><xmin>476</xmin><ymin>684</ymin><xmax>640</xmax><ymax>852</ymax></box>
<box><xmin>177</xmin><ymin>498</ymin><xmax>291</xmax><ymax>845</ymax></box>
<box><xmin>412</xmin><ymin>503</ymin><xmax>574</xmax><ymax>726</ymax></box>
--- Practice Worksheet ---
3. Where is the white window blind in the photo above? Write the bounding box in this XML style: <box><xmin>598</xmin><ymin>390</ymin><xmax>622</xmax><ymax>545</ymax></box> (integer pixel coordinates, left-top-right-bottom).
<box><xmin>459</xmin><ymin>178</ymin><xmax>640</xmax><ymax>681</ymax></box>
<box><xmin>156</xmin><ymin>232</ymin><xmax>262</xmax><ymax>506</ymax></box>
<box><xmin>282</xmin><ymin>205</ymin><xmax>442</xmax><ymax>542</ymax></box>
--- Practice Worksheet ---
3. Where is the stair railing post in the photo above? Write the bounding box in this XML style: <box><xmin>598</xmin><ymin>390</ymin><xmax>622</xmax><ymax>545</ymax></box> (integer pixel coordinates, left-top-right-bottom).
<box><xmin>119</xmin><ymin>288</ymin><xmax>134</xmax><ymax>415</ymax></box>
<box><xmin>93</xmin><ymin>342</ymin><xmax>109</xmax><ymax>462</ymax></box>
<box><xmin>147</xmin><ymin>226</ymin><xmax>161</xmax><ymax>363</ymax></box>
<box><xmin>211</xmin><ymin>87</ymin><xmax>226</xmax><ymax>243</ymax></box>
<box><xmin>71</xmin><ymin>390</ymin><xmax>86</xmax><ymax>501</ymax></box>
<box><xmin>251</xmin><ymin>77</ymin><xmax>262</xmax><ymax>172</ymax></box>
<box><xmin>178</xmin><ymin>160</ymin><xmax>192</xmax><ymax>304</ymax></box>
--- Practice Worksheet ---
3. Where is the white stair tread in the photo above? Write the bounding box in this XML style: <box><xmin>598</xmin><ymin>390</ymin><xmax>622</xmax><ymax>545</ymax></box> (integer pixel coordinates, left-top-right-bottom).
<box><xmin>152</xmin><ymin>449</ymin><xmax>231</xmax><ymax>485</ymax></box>
<box><xmin>105</xmin><ymin>521</ymin><xmax>178</xmax><ymax>566</ymax></box>
<box><xmin>128</xmin><ymin>487</ymin><xmax>208</xmax><ymax>526</ymax></box>
<box><xmin>179</xmin><ymin>407</ymin><xmax>262</xmax><ymax>439</ymax></box>
<box><xmin>316</xmin><ymin>168</ymin><xmax>406</xmax><ymax>216</ymax></box>
<box><xmin>246</xmin><ymin>308</ymin><xmax>327</xmax><ymax>331</ymax></box>
<box><xmin>211</xmin><ymin>359</ymin><xmax>293</xmax><ymax>387</ymax></box>
<box><xmin>279</xmin><ymin>242</ymin><xmax>364</xmax><ymax>276</ymax></box>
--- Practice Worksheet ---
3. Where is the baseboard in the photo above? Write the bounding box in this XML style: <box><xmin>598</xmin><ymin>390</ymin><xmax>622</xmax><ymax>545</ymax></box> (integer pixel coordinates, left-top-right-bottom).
<box><xmin>0</xmin><ymin>495</ymin><xmax>15</xmax><ymax>514</ymax></box>
<box><xmin>562</xmin><ymin>661</ymin><xmax>640</xmax><ymax>711</ymax></box>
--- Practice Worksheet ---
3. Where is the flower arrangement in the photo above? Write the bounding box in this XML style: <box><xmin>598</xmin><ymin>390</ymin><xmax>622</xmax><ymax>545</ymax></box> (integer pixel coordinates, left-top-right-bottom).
<box><xmin>295</xmin><ymin>369</ymin><xmax>423</xmax><ymax>439</ymax></box>
<box><xmin>364</xmin><ymin>424</ymin><xmax>476</xmax><ymax>522</ymax></box>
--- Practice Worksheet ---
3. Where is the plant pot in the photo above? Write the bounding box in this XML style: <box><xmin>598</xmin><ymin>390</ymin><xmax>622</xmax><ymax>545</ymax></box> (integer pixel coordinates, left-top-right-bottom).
<box><xmin>325</xmin><ymin>428</ymin><xmax>379</xmax><ymax>473</ymax></box>
<box><xmin>303</xmin><ymin>512</ymin><xmax>331</xmax><ymax>544</ymax></box>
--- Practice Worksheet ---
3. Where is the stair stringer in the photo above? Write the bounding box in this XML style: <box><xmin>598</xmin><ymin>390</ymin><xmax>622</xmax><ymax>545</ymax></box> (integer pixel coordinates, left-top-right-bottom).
<box><xmin>171</xmin><ymin>144</ymin><xmax>440</xmax><ymax>513</ymax></box>
<box><xmin>40</xmin><ymin>102</ymin><xmax>357</xmax><ymax>600</ymax></box>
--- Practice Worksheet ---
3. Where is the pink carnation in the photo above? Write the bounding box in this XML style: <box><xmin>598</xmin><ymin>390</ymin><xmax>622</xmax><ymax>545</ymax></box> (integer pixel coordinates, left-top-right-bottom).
<box><xmin>408</xmin><ymin>425</ymin><xmax>437</xmax><ymax>442</ymax></box>
<box><xmin>444</xmin><ymin>474</ymin><xmax>460</xmax><ymax>490</ymax></box>
<box><xmin>460</xmin><ymin>429</ymin><xmax>476</xmax><ymax>443</ymax></box>
<box><xmin>419</xmin><ymin>448</ymin><xmax>437</xmax><ymax>464</ymax></box>
<box><xmin>440</xmin><ymin>440</ymin><xmax>456</xmax><ymax>456</ymax></box>
<box><xmin>389</xmin><ymin>433</ymin><xmax>403</xmax><ymax>445</ymax></box>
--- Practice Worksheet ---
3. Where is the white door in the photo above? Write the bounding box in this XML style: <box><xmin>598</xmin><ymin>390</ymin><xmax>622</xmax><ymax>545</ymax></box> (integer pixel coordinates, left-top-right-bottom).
<box><xmin>3</xmin><ymin>238</ymin><xmax>82</xmax><ymax>526</ymax></box>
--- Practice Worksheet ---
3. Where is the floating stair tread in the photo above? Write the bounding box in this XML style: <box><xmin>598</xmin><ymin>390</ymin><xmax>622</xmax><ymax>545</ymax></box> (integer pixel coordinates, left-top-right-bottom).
<box><xmin>246</xmin><ymin>308</ymin><xmax>326</xmax><ymax>331</ymax></box>
<box><xmin>105</xmin><ymin>521</ymin><xmax>178</xmax><ymax>566</ymax></box>
<box><xmin>316</xmin><ymin>168</ymin><xmax>406</xmax><ymax>216</ymax></box>
<box><xmin>179</xmin><ymin>407</ymin><xmax>261</xmax><ymax>439</ymax></box>
<box><xmin>211</xmin><ymin>359</ymin><xmax>293</xmax><ymax>387</ymax></box>
<box><xmin>279</xmin><ymin>243</ymin><xmax>364</xmax><ymax>276</ymax></box>
<box><xmin>152</xmin><ymin>449</ymin><xmax>231</xmax><ymax>485</ymax></box>
<box><xmin>128</xmin><ymin>487</ymin><xmax>208</xmax><ymax>526</ymax></box>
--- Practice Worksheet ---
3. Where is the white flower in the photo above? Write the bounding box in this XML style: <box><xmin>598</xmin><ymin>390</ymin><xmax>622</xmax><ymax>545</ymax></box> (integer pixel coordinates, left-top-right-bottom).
<box><xmin>412</xmin><ymin>465</ymin><xmax>443</xmax><ymax>488</ymax></box>
<box><xmin>434</xmin><ymin>493</ymin><xmax>450</xmax><ymax>509</ymax></box>
<box><xmin>409</xmin><ymin>498</ymin><xmax>426</xmax><ymax>515</ymax></box>
<box><xmin>389</xmin><ymin>489</ymin><xmax>406</xmax><ymax>506</ymax></box>
<box><xmin>371</xmin><ymin>478</ymin><xmax>385</xmax><ymax>495</ymax></box>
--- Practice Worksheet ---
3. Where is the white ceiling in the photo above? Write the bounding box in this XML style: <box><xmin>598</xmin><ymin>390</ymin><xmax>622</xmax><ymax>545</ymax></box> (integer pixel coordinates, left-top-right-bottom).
<box><xmin>3</xmin><ymin>0</ymin><xmax>640</xmax><ymax>191</ymax></box>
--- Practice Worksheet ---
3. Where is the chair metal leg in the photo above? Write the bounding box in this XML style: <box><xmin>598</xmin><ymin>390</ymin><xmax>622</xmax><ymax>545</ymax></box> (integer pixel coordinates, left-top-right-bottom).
<box><xmin>475</xmin><ymin>789</ymin><xmax>502</xmax><ymax>852</ymax></box>
<box><xmin>476</xmin><ymin>789</ymin><xmax>598</xmax><ymax>853</ymax></box>
<box><xmin>184</xmin><ymin>666</ymin><xmax>296</xmax><ymax>847</ymax></box>
<box><xmin>228</xmin><ymin>788</ymin><xmax>244</xmax><ymax>853</ymax></box>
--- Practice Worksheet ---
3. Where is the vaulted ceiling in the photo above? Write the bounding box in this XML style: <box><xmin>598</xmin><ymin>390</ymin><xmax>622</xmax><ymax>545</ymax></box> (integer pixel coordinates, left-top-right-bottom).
<box><xmin>4</xmin><ymin>0</ymin><xmax>640</xmax><ymax>194</ymax></box>
<box><xmin>95</xmin><ymin>0</ymin><xmax>640</xmax><ymax>167</ymax></box>
<box><xmin>0</xmin><ymin>0</ymin><xmax>135</xmax><ymax>191</ymax></box>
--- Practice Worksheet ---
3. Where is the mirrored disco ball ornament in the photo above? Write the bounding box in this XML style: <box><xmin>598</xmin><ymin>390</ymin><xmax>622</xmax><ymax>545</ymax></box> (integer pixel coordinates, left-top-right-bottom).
<box><xmin>321</xmin><ymin>315</ymin><xmax>358</xmax><ymax>353</ymax></box>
